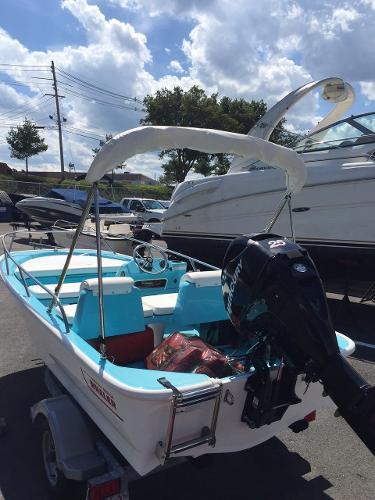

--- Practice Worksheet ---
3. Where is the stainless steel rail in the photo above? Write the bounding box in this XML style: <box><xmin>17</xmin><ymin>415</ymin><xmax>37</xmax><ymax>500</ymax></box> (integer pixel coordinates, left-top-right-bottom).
<box><xmin>156</xmin><ymin>378</ymin><xmax>223</xmax><ymax>464</ymax></box>
<box><xmin>0</xmin><ymin>222</ymin><xmax>220</xmax><ymax>336</ymax></box>
<box><xmin>1</xmin><ymin>229</ymin><xmax>75</xmax><ymax>333</ymax></box>
<box><xmin>54</xmin><ymin>220</ymin><xmax>220</xmax><ymax>271</ymax></box>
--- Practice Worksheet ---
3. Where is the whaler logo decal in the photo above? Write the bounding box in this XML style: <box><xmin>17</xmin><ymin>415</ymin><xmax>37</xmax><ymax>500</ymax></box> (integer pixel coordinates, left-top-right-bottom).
<box><xmin>227</xmin><ymin>258</ymin><xmax>243</xmax><ymax>316</ymax></box>
<box><xmin>81</xmin><ymin>368</ymin><xmax>124</xmax><ymax>421</ymax></box>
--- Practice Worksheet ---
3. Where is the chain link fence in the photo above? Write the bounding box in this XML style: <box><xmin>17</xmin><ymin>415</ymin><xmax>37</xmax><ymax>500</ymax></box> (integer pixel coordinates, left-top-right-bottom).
<box><xmin>0</xmin><ymin>179</ymin><xmax>170</xmax><ymax>202</ymax></box>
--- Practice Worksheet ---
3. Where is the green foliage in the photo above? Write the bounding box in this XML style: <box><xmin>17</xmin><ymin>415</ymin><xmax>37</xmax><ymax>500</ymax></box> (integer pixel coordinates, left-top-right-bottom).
<box><xmin>6</xmin><ymin>119</ymin><xmax>48</xmax><ymax>173</ymax></box>
<box><xmin>141</xmin><ymin>86</ymin><xmax>296</xmax><ymax>183</ymax></box>
<box><xmin>0</xmin><ymin>171</ymin><xmax>172</xmax><ymax>201</ymax></box>
<box><xmin>142</xmin><ymin>86</ymin><xmax>237</xmax><ymax>183</ymax></box>
<box><xmin>269</xmin><ymin>118</ymin><xmax>300</xmax><ymax>148</ymax></box>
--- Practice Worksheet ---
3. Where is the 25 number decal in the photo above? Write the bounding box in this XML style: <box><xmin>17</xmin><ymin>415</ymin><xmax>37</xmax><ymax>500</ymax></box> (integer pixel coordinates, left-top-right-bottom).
<box><xmin>268</xmin><ymin>240</ymin><xmax>286</xmax><ymax>249</ymax></box>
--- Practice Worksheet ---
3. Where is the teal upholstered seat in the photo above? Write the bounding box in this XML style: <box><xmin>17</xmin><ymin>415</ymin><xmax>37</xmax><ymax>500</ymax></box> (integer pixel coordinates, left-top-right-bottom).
<box><xmin>72</xmin><ymin>277</ymin><xmax>146</xmax><ymax>339</ymax></box>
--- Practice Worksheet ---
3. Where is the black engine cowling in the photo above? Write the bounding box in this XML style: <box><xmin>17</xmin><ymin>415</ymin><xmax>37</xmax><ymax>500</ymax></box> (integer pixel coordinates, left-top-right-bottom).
<box><xmin>222</xmin><ymin>233</ymin><xmax>375</xmax><ymax>454</ymax></box>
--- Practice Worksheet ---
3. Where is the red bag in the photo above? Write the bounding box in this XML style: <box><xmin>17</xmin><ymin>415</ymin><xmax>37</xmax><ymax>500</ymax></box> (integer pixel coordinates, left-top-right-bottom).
<box><xmin>145</xmin><ymin>333</ymin><xmax>234</xmax><ymax>377</ymax></box>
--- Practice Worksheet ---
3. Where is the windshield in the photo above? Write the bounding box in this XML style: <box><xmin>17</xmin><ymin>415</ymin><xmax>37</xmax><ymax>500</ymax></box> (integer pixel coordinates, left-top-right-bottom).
<box><xmin>295</xmin><ymin>112</ymin><xmax>375</xmax><ymax>152</ymax></box>
<box><xmin>143</xmin><ymin>200</ymin><xmax>165</xmax><ymax>210</ymax></box>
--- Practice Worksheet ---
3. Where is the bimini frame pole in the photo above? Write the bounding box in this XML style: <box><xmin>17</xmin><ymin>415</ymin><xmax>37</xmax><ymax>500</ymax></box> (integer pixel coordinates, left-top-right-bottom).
<box><xmin>94</xmin><ymin>184</ymin><xmax>106</xmax><ymax>359</ymax></box>
<box><xmin>263</xmin><ymin>191</ymin><xmax>291</xmax><ymax>233</ymax></box>
<box><xmin>48</xmin><ymin>185</ymin><xmax>95</xmax><ymax>312</ymax></box>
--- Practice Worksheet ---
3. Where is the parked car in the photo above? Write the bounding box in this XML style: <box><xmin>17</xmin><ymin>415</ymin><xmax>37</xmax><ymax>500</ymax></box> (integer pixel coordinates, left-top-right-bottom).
<box><xmin>158</xmin><ymin>199</ymin><xmax>170</xmax><ymax>209</ymax></box>
<box><xmin>120</xmin><ymin>197</ymin><xmax>166</xmax><ymax>222</ymax></box>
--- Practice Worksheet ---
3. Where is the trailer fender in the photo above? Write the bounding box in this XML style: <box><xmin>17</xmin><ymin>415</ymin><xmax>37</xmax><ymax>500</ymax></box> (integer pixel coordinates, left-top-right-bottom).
<box><xmin>31</xmin><ymin>395</ymin><xmax>106</xmax><ymax>481</ymax></box>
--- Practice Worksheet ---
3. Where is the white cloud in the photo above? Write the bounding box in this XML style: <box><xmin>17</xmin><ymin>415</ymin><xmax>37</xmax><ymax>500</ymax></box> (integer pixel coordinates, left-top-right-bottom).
<box><xmin>1</xmin><ymin>0</ymin><xmax>375</xmax><ymax>181</ymax></box>
<box><xmin>360</xmin><ymin>82</ymin><xmax>375</xmax><ymax>101</ymax></box>
<box><xmin>0</xmin><ymin>0</ymin><xmax>157</xmax><ymax>175</ymax></box>
<box><xmin>168</xmin><ymin>60</ymin><xmax>184</xmax><ymax>74</ymax></box>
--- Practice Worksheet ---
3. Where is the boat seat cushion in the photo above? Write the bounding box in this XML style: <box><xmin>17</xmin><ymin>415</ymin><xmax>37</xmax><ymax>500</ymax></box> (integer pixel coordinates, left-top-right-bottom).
<box><xmin>81</xmin><ymin>277</ymin><xmax>134</xmax><ymax>295</ymax></box>
<box><xmin>181</xmin><ymin>270</ymin><xmax>222</xmax><ymax>287</ymax></box>
<box><xmin>18</xmin><ymin>254</ymin><xmax>123</xmax><ymax>278</ymax></box>
<box><xmin>141</xmin><ymin>293</ymin><xmax>178</xmax><ymax>315</ymax></box>
<box><xmin>29</xmin><ymin>278</ymin><xmax>136</xmax><ymax>301</ymax></box>
<box><xmin>88</xmin><ymin>327</ymin><xmax>154</xmax><ymax>365</ymax></box>
<box><xmin>55</xmin><ymin>300</ymin><xmax>153</xmax><ymax>326</ymax></box>
<box><xmin>29</xmin><ymin>282</ymin><xmax>82</xmax><ymax>299</ymax></box>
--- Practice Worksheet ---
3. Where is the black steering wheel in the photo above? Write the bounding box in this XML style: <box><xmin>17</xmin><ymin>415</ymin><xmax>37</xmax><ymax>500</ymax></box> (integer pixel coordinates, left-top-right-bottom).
<box><xmin>132</xmin><ymin>243</ymin><xmax>168</xmax><ymax>274</ymax></box>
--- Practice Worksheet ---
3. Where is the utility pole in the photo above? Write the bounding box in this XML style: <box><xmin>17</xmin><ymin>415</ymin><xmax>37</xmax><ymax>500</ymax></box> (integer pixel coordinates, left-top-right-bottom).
<box><xmin>49</xmin><ymin>60</ymin><xmax>65</xmax><ymax>180</ymax></box>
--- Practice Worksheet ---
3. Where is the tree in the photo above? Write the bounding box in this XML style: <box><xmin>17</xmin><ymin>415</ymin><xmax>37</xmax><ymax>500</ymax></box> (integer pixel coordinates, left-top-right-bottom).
<box><xmin>6</xmin><ymin>118</ymin><xmax>48</xmax><ymax>173</ymax></box>
<box><xmin>141</xmin><ymin>86</ymin><xmax>238</xmax><ymax>183</ymax></box>
<box><xmin>141</xmin><ymin>86</ymin><xmax>297</xmax><ymax>183</ymax></box>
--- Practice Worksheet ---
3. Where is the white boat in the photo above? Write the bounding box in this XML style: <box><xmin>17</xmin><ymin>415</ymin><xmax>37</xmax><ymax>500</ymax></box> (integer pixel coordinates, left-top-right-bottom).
<box><xmin>53</xmin><ymin>219</ymin><xmax>137</xmax><ymax>255</ymax></box>
<box><xmin>162</xmin><ymin>77</ymin><xmax>375</xmax><ymax>295</ymax></box>
<box><xmin>15</xmin><ymin>187</ymin><xmax>135</xmax><ymax>227</ymax></box>
<box><xmin>1</xmin><ymin>126</ymin><xmax>374</xmax><ymax>489</ymax></box>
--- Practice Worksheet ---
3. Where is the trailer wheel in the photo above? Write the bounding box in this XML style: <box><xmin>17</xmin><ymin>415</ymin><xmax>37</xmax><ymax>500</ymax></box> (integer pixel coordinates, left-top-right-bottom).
<box><xmin>37</xmin><ymin>417</ymin><xmax>86</xmax><ymax>500</ymax></box>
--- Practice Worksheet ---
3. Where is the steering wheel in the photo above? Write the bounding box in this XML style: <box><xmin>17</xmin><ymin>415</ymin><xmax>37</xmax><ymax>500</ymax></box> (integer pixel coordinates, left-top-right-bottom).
<box><xmin>132</xmin><ymin>243</ymin><xmax>168</xmax><ymax>274</ymax></box>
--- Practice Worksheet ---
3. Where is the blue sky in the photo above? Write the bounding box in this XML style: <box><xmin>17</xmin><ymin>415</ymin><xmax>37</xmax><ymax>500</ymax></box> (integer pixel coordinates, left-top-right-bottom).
<box><xmin>0</xmin><ymin>0</ymin><xmax>374</xmax><ymax>178</ymax></box>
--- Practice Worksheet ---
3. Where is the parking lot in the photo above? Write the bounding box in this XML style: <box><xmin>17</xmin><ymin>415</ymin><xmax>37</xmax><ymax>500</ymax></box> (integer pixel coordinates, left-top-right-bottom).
<box><xmin>0</xmin><ymin>222</ymin><xmax>374</xmax><ymax>500</ymax></box>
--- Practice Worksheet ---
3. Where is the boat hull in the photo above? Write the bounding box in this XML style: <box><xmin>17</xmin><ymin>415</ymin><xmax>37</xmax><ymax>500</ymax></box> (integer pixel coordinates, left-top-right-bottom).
<box><xmin>163</xmin><ymin>168</ymin><xmax>375</xmax><ymax>296</ymax></box>
<box><xmin>53</xmin><ymin>230</ymin><xmax>135</xmax><ymax>255</ymax></box>
<box><xmin>1</xmin><ymin>269</ymin><xmax>349</xmax><ymax>476</ymax></box>
<box><xmin>16</xmin><ymin>198</ymin><xmax>83</xmax><ymax>226</ymax></box>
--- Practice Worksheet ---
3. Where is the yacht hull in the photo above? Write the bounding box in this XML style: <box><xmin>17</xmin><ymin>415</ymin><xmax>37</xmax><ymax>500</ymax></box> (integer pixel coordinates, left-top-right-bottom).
<box><xmin>163</xmin><ymin>165</ymin><xmax>375</xmax><ymax>296</ymax></box>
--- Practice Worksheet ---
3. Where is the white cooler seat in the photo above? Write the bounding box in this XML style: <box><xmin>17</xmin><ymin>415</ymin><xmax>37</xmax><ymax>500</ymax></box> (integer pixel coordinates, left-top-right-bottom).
<box><xmin>141</xmin><ymin>293</ymin><xmax>178</xmax><ymax>315</ymax></box>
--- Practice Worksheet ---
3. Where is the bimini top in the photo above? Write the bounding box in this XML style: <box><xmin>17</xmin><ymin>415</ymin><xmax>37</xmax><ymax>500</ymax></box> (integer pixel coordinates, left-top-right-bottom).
<box><xmin>86</xmin><ymin>126</ymin><xmax>307</xmax><ymax>193</ymax></box>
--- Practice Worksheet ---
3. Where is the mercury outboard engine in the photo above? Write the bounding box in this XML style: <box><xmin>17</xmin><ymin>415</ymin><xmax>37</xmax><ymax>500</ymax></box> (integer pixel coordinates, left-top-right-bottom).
<box><xmin>222</xmin><ymin>233</ymin><xmax>375</xmax><ymax>454</ymax></box>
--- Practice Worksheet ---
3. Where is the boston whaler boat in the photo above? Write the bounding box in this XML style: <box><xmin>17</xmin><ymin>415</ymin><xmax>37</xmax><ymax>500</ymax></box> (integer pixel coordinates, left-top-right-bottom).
<box><xmin>162</xmin><ymin>77</ymin><xmax>375</xmax><ymax>296</ymax></box>
<box><xmin>1</xmin><ymin>126</ymin><xmax>374</xmax><ymax>498</ymax></box>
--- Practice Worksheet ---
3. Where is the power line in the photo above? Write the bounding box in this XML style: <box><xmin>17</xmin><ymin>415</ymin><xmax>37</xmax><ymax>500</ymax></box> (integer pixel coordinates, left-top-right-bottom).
<box><xmin>62</xmin><ymin>125</ymin><xmax>104</xmax><ymax>139</ymax></box>
<box><xmin>58</xmin><ymin>82</ymin><xmax>138</xmax><ymax>106</ymax></box>
<box><xmin>60</xmin><ymin>86</ymin><xmax>141</xmax><ymax>111</ymax></box>
<box><xmin>62</xmin><ymin>127</ymin><xmax>104</xmax><ymax>141</ymax></box>
<box><xmin>56</xmin><ymin>67</ymin><xmax>143</xmax><ymax>104</ymax></box>
<box><xmin>0</xmin><ymin>95</ymin><xmax>52</xmax><ymax>120</ymax></box>
<box><xmin>0</xmin><ymin>96</ymin><xmax>55</xmax><ymax>122</ymax></box>
<box><xmin>0</xmin><ymin>63</ymin><xmax>49</xmax><ymax>68</ymax></box>
<box><xmin>0</xmin><ymin>79</ymin><xmax>52</xmax><ymax>87</ymax></box>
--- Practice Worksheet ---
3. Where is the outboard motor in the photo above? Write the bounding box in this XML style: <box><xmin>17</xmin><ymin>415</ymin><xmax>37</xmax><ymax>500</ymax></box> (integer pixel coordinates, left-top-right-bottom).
<box><xmin>222</xmin><ymin>233</ymin><xmax>375</xmax><ymax>454</ymax></box>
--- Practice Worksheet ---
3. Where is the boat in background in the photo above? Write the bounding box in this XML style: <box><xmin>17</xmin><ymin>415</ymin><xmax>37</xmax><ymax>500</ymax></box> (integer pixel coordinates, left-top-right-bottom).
<box><xmin>52</xmin><ymin>219</ymin><xmax>137</xmax><ymax>254</ymax></box>
<box><xmin>15</xmin><ymin>187</ymin><xmax>132</xmax><ymax>227</ymax></box>
<box><xmin>162</xmin><ymin>77</ymin><xmax>375</xmax><ymax>296</ymax></box>
<box><xmin>1</xmin><ymin>126</ymin><xmax>374</xmax><ymax>492</ymax></box>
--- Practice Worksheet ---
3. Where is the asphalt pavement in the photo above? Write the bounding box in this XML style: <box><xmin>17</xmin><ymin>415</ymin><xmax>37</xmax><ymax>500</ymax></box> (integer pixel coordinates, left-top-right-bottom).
<box><xmin>0</xmin><ymin>222</ymin><xmax>374</xmax><ymax>500</ymax></box>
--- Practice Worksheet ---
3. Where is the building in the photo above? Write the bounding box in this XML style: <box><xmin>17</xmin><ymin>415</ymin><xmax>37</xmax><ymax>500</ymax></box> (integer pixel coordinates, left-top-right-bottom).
<box><xmin>0</xmin><ymin>162</ymin><xmax>13</xmax><ymax>176</ymax></box>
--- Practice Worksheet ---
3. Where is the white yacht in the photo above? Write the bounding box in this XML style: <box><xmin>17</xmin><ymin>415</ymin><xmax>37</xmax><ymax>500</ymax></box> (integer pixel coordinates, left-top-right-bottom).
<box><xmin>162</xmin><ymin>77</ymin><xmax>375</xmax><ymax>295</ymax></box>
